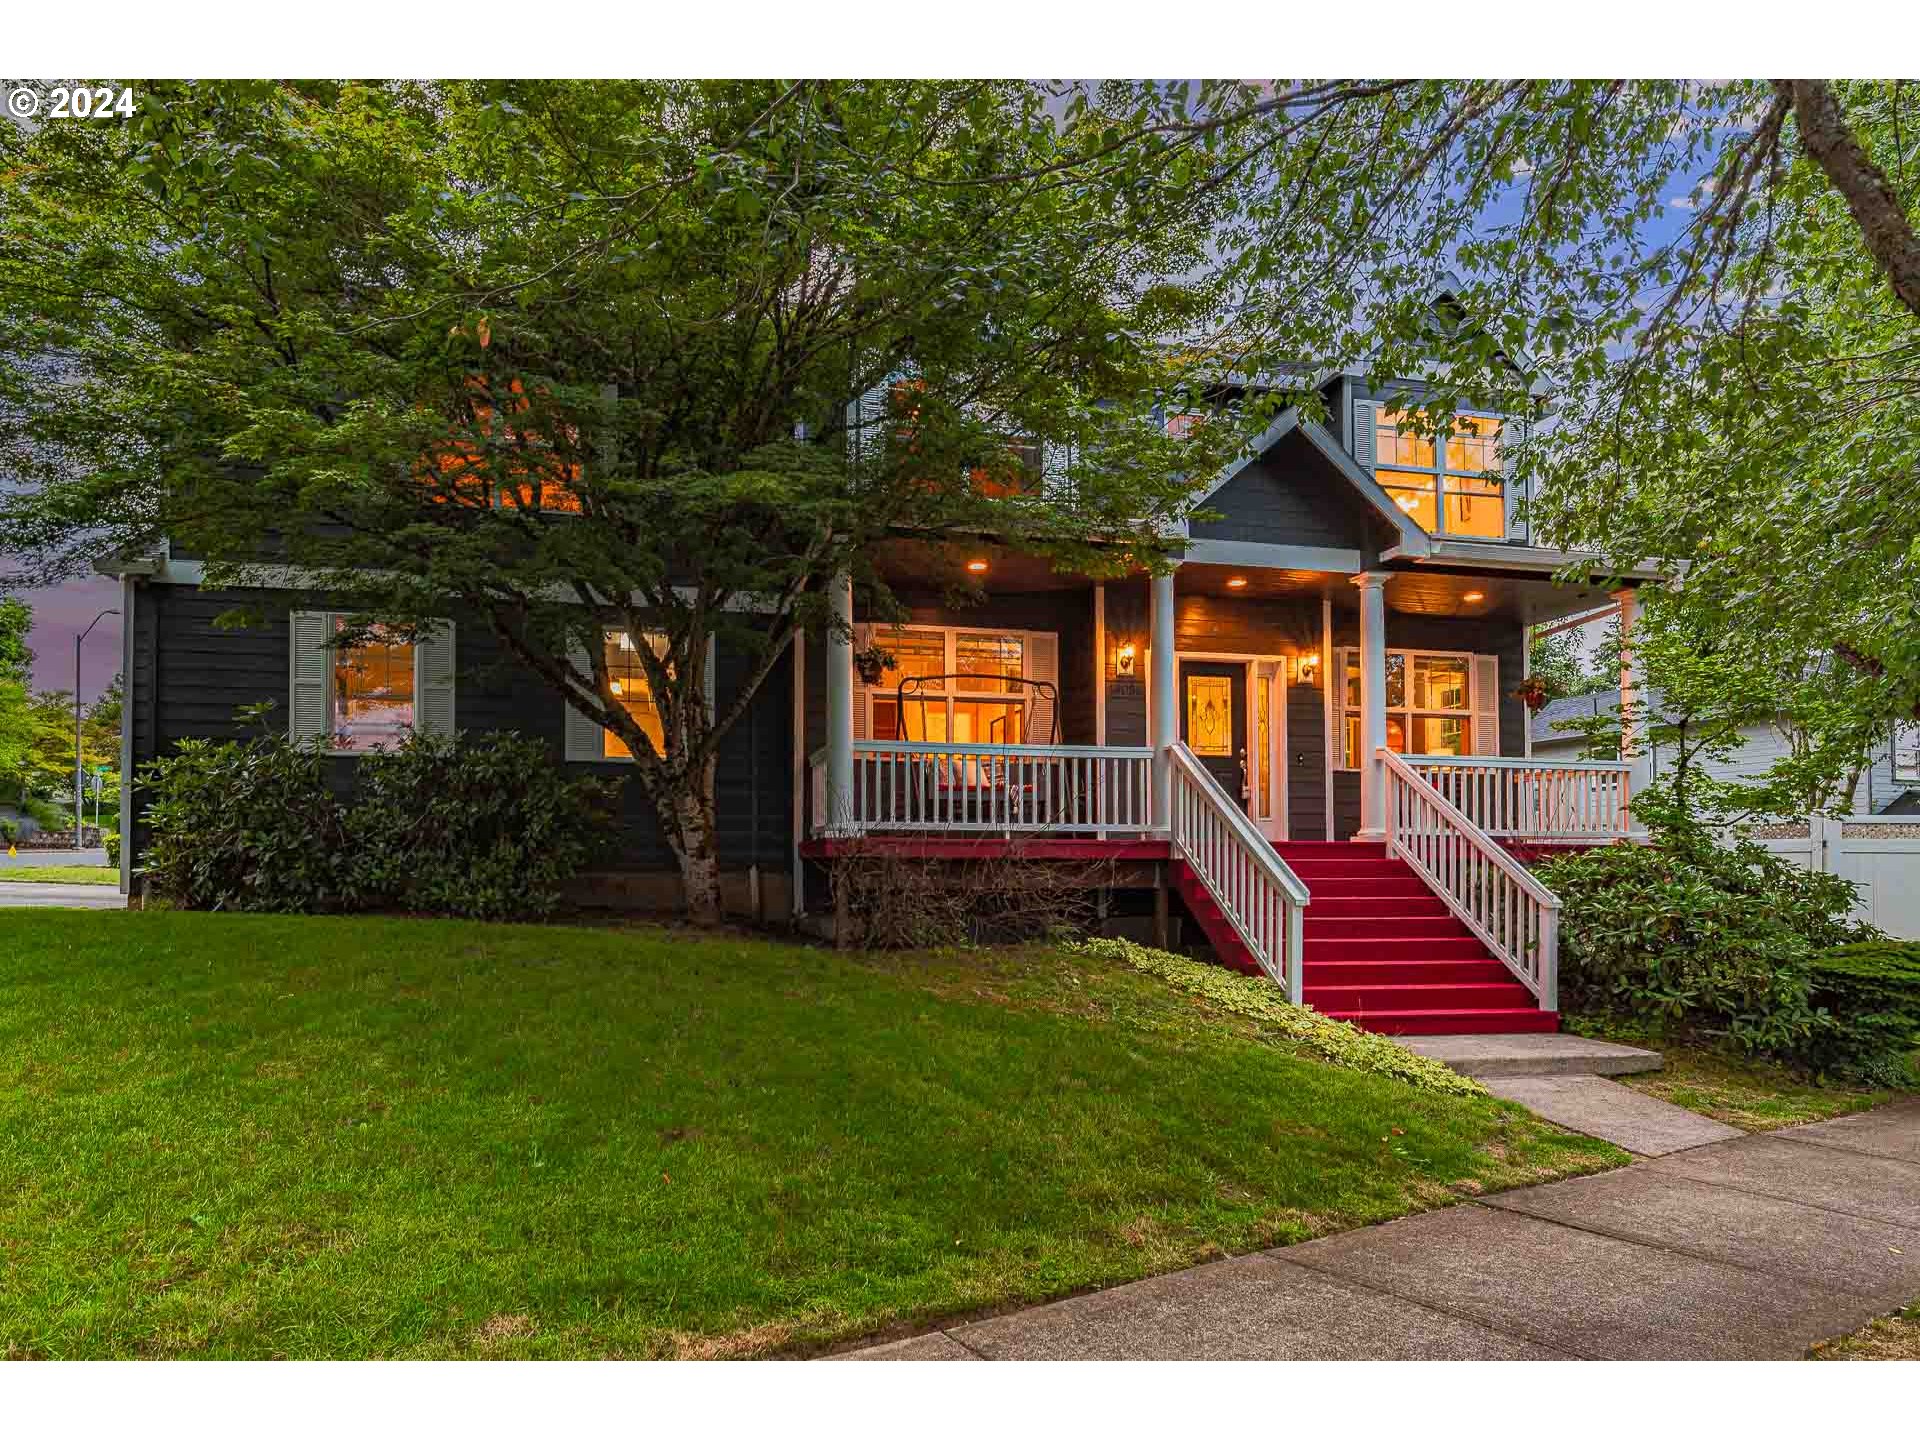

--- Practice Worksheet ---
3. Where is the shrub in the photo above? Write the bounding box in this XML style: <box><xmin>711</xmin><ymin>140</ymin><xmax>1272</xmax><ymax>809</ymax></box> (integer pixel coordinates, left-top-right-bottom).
<box><xmin>1534</xmin><ymin>834</ymin><xmax>1879</xmax><ymax>1058</ymax></box>
<box><xmin>142</xmin><ymin>735</ymin><xmax>352</xmax><ymax>912</ymax></box>
<box><xmin>346</xmin><ymin>732</ymin><xmax>623</xmax><ymax>920</ymax></box>
<box><xmin>1073</xmin><ymin>937</ymin><xmax>1487</xmax><ymax>1098</ymax></box>
<box><xmin>103</xmin><ymin>831</ymin><xmax>120</xmax><ymax>867</ymax></box>
<box><xmin>830</xmin><ymin>843</ymin><xmax>1110</xmax><ymax>948</ymax></box>
<box><xmin>1808</xmin><ymin>941</ymin><xmax>1920</xmax><ymax>1080</ymax></box>
<box><xmin>142</xmin><ymin>729</ymin><xmax>622</xmax><ymax>920</ymax></box>
<box><xmin>1</xmin><ymin>817</ymin><xmax>17</xmax><ymax>843</ymax></box>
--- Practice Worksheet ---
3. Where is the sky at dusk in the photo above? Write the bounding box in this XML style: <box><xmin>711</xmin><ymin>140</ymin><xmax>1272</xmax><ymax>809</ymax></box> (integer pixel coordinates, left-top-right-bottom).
<box><xmin>9</xmin><ymin>573</ymin><xmax>123</xmax><ymax>702</ymax></box>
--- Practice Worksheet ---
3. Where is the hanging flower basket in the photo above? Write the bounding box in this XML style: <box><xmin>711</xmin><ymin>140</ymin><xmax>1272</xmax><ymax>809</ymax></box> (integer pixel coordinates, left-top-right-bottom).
<box><xmin>853</xmin><ymin>648</ymin><xmax>890</xmax><ymax>687</ymax></box>
<box><xmin>1512</xmin><ymin>676</ymin><xmax>1551</xmax><ymax>712</ymax></box>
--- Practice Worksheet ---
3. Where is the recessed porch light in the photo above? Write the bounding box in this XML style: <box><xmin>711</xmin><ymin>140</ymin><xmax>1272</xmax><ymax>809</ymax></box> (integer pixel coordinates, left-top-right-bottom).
<box><xmin>1226</xmin><ymin>576</ymin><xmax>1248</xmax><ymax>589</ymax></box>
<box><xmin>966</xmin><ymin>558</ymin><xmax>989</xmax><ymax>574</ymax></box>
<box><xmin>1462</xmin><ymin>590</ymin><xmax>1485</xmax><ymax>603</ymax></box>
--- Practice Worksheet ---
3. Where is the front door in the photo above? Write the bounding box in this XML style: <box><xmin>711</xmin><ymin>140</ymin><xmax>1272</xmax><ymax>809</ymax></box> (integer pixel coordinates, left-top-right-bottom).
<box><xmin>1179</xmin><ymin>660</ymin><xmax>1249</xmax><ymax>813</ymax></box>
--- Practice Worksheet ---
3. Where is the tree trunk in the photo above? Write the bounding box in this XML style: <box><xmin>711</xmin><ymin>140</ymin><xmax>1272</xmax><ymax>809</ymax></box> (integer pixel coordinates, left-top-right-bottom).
<box><xmin>670</xmin><ymin>782</ymin><xmax>724</xmax><ymax>926</ymax></box>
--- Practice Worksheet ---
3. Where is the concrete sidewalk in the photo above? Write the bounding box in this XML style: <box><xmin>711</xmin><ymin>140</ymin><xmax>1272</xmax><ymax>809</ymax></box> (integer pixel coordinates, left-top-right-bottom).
<box><xmin>836</xmin><ymin>1101</ymin><xmax>1920</xmax><ymax>1361</ymax></box>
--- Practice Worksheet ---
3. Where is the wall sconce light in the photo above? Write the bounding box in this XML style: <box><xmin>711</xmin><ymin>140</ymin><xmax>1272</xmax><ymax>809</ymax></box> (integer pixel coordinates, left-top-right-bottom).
<box><xmin>1226</xmin><ymin>575</ymin><xmax>1248</xmax><ymax>590</ymax></box>
<box><xmin>1295</xmin><ymin>651</ymin><xmax>1321</xmax><ymax>685</ymax></box>
<box><xmin>965</xmin><ymin>557</ymin><xmax>990</xmax><ymax>574</ymax></box>
<box><xmin>1114</xmin><ymin>641</ymin><xmax>1137</xmax><ymax>678</ymax></box>
<box><xmin>1462</xmin><ymin>589</ymin><xmax>1485</xmax><ymax>604</ymax></box>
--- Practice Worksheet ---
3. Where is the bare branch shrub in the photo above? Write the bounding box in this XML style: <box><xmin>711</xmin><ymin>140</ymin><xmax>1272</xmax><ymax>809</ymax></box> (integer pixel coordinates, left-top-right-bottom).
<box><xmin>829</xmin><ymin>843</ymin><xmax>1116</xmax><ymax>949</ymax></box>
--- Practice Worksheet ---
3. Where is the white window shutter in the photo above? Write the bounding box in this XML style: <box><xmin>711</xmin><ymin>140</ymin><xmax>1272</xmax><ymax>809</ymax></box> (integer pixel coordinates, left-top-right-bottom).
<box><xmin>1472</xmin><ymin>654</ymin><xmax>1501</xmax><ymax>755</ymax></box>
<box><xmin>846</xmin><ymin>380</ymin><xmax>892</xmax><ymax>469</ymax></box>
<box><xmin>850</xmin><ymin>622</ymin><xmax>872</xmax><ymax>741</ymax></box>
<box><xmin>1026</xmin><ymin>631</ymin><xmax>1058</xmax><ymax>744</ymax></box>
<box><xmin>1351</xmin><ymin>398</ymin><xmax>1378</xmax><ymax>470</ymax></box>
<box><xmin>1040</xmin><ymin>440</ymin><xmax>1070</xmax><ymax>497</ymax></box>
<box><xmin>563</xmin><ymin>643</ymin><xmax>606</xmax><ymax>761</ymax></box>
<box><xmin>415</xmin><ymin>621</ymin><xmax>457</xmax><ymax>738</ymax></box>
<box><xmin>1501</xmin><ymin>419</ymin><xmax>1529</xmax><ymax>542</ymax></box>
<box><xmin>288</xmin><ymin>610</ymin><xmax>333</xmax><ymax>745</ymax></box>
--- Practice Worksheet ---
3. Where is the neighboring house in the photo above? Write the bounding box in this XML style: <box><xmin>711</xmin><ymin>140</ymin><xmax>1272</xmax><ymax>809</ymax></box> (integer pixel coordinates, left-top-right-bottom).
<box><xmin>1531</xmin><ymin>689</ymin><xmax>1920</xmax><ymax>816</ymax></box>
<box><xmin>99</xmin><ymin>351</ymin><xmax>1656</xmax><ymax>1036</ymax></box>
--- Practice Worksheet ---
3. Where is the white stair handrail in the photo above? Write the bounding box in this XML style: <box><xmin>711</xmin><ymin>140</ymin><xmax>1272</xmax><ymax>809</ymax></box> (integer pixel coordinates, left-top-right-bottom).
<box><xmin>1380</xmin><ymin>748</ymin><xmax>1561</xmax><ymax>1011</ymax></box>
<box><xmin>1166</xmin><ymin>742</ymin><xmax>1310</xmax><ymax>1003</ymax></box>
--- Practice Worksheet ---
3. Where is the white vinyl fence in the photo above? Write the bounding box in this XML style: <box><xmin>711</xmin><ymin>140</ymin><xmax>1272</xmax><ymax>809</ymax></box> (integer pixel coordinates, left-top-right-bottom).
<box><xmin>1749</xmin><ymin>814</ymin><xmax>1920</xmax><ymax>939</ymax></box>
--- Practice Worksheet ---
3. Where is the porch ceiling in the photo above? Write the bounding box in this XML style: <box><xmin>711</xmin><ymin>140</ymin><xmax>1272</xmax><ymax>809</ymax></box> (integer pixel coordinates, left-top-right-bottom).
<box><xmin>1312</xmin><ymin>567</ymin><xmax>1624</xmax><ymax>625</ymax></box>
<box><xmin>868</xmin><ymin>538</ymin><xmax>1092</xmax><ymax>594</ymax></box>
<box><xmin>1177</xmin><ymin>563</ymin><xmax>1335</xmax><ymax>600</ymax></box>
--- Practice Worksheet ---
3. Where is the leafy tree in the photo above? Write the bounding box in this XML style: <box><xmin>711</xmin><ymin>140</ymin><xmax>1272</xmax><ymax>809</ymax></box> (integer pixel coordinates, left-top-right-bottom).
<box><xmin>0</xmin><ymin>597</ymin><xmax>30</xmax><ymax>684</ymax></box>
<box><xmin>0</xmin><ymin>81</ymin><xmax>1240</xmax><ymax>921</ymax></box>
<box><xmin>1526</xmin><ymin>627</ymin><xmax>1602</xmax><ymax>703</ymax></box>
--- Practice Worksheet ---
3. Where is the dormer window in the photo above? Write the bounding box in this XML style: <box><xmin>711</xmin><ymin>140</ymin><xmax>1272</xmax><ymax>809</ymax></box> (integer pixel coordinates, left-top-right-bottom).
<box><xmin>1375</xmin><ymin>409</ymin><xmax>1505</xmax><ymax>539</ymax></box>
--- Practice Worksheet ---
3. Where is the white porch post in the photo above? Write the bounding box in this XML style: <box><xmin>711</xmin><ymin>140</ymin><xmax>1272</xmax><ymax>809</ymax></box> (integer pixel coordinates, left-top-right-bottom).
<box><xmin>1614</xmin><ymin>584</ymin><xmax>1649</xmax><ymax>827</ymax></box>
<box><xmin>825</xmin><ymin>568</ymin><xmax>855</xmax><ymax>834</ymax></box>
<box><xmin>1353</xmin><ymin>572</ymin><xmax>1389</xmax><ymax>841</ymax></box>
<box><xmin>1150</xmin><ymin>568</ymin><xmax>1178</xmax><ymax>830</ymax></box>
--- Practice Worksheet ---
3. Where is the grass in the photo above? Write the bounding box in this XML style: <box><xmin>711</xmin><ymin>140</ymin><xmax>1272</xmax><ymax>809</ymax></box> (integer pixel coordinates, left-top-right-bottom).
<box><xmin>1808</xmin><ymin>1301</ymin><xmax>1920</xmax><ymax>1360</ymax></box>
<box><xmin>1567</xmin><ymin>1015</ymin><xmax>1907</xmax><ymax>1131</ymax></box>
<box><xmin>0</xmin><ymin>864</ymin><xmax>118</xmax><ymax>885</ymax></box>
<box><xmin>0</xmin><ymin>911</ymin><xmax>1623</xmax><ymax>1359</ymax></box>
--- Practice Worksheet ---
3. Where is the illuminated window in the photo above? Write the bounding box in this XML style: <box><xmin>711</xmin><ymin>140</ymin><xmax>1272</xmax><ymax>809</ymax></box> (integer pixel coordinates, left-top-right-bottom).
<box><xmin>1374</xmin><ymin>409</ymin><xmax>1505</xmax><ymax>539</ymax></box>
<box><xmin>601</xmin><ymin>630</ymin><xmax>669</xmax><ymax>759</ymax></box>
<box><xmin>1186</xmin><ymin>675</ymin><xmax>1233</xmax><ymax>756</ymax></box>
<box><xmin>1337</xmin><ymin>648</ymin><xmax>1474</xmax><ymax>767</ymax></box>
<box><xmin>332</xmin><ymin>621</ymin><xmax>415</xmax><ymax>751</ymax></box>
<box><xmin>866</xmin><ymin>626</ymin><xmax>1040</xmax><ymax>745</ymax></box>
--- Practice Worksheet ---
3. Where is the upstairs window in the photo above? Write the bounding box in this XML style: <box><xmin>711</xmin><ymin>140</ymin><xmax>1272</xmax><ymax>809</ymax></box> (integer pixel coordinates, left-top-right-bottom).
<box><xmin>1374</xmin><ymin>409</ymin><xmax>1505</xmax><ymax>539</ymax></box>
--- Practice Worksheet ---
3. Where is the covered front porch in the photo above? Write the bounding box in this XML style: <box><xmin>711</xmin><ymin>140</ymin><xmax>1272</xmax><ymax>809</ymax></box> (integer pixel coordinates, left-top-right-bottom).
<box><xmin>797</xmin><ymin>540</ymin><xmax>1639</xmax><ymax>850</ymax></box>
<box><xmin>793</xmin><ymin>541</ymin><xmax>1640</xmax><ymax>1023</ymax></box>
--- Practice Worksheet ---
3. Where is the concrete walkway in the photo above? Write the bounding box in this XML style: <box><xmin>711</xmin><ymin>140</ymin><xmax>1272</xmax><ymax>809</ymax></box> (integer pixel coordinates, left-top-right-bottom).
<box><xmin>836</xmin><ymin>1101</ymin><xmax>1920</xmax><ymax>1361</ymax></box>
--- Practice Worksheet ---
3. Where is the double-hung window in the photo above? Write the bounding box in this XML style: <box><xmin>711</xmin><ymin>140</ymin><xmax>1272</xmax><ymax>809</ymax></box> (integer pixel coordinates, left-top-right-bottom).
<box><xmin>1336</xmin><ymin>647</ymin><xmax>1479</xmax><ymax>767</ymax></box>
<box><xmin>331</xmin><ymin>620</ymin><xmax>417</xmax><ymax>751</ymax></box>
<box><xmin>288</xmin><ymin>611</ymin><xmax>456</xmax><ymax>750</ymax></box>
<box><xmin>1374</xmin><ymin>408</ymin><xmax>1506</xmax><ymax>539</ymax></box>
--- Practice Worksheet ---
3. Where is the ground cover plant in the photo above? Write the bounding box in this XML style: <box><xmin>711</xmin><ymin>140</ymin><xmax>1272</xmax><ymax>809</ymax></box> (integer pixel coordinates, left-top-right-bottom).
<box><xmin>0</xmin><ymin>911</ymin><xmax>1622</xmax><ymax>1359</ymax></box>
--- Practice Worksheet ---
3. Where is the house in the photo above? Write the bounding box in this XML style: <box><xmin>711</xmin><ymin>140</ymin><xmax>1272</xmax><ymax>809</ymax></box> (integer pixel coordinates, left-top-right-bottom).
<box><xmin>1531</xmin><ymin>689</ymin><xmax>1920</xmax><ymax>815</ymax></box>
<box><xmin>100</xmin><ymin>365</ymin><xmax>1659</xmax><ymax>1036</ymax></box>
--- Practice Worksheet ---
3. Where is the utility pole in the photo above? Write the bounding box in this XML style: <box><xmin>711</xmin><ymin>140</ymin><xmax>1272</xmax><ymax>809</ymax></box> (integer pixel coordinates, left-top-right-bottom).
<box><xmin>74</xmin><ymin>608</ymin><xmax>119</xmax><ymax>852</ymax></box>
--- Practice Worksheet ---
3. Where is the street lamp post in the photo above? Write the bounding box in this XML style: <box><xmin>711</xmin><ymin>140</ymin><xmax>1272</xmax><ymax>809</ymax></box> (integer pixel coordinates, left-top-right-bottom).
<box><xmin>74</xmin><ymin>608</ymin><xmax>119</xmax><ymax>853</ymax></box>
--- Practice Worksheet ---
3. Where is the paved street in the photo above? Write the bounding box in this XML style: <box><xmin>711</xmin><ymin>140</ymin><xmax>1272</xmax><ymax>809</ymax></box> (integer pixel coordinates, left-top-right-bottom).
<box><xmin>837</xmin><ymin>1101</ymin><xmax>1920</xmax><ymax>1361</ymax></box>
<box><xmin>0</xmin><ymin>847</ymin><xmax>110</xmax><ymax>867</ymax></box>
<box><xmin>0</xmin><ymin>881</ymin><xmax>125</xmax><ymax>909</ymax></box>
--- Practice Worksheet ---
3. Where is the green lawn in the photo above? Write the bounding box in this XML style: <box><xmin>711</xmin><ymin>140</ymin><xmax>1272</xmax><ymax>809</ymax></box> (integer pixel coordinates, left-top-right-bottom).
<box><xmin>0</xmin><ymin>912</ymin><xmax>1622</xmax><ymax>1359</ymax></box>
<box><xmin>0</xmin><ymin>865</ymin><xmax>118</xmax><ymax>885</ymax></box>
<box><xmin>1567</xmin><ymin>1015</ymin><xmax>1911</xmax><ymax>1131</ymax></box>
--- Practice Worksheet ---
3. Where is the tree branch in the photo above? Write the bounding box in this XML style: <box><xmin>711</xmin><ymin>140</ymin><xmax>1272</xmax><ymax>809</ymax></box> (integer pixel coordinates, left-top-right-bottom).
<box><xmin>1779</xmin><ymin>79</ymin><xmax>1920</xmax><ymax>319</ymax></box>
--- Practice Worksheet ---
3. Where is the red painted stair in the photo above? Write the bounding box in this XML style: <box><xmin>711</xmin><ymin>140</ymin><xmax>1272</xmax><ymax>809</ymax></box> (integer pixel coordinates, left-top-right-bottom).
<box><xmin>1173</xmin><ymin>841</ymin><xmax>1558</xmax><ymax>1036</ymax></box>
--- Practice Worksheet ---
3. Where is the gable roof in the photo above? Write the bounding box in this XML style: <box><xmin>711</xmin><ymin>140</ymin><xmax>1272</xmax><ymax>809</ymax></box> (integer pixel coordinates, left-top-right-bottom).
<box><xmin>1190</xmin><ymin>407</ymin><xmax>1431</xmax><ymax>556</ymax></box>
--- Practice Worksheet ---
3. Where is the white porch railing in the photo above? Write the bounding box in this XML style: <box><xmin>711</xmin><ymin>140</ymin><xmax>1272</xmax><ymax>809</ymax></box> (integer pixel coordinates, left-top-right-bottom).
<box><xmin>809</xmin><ymin>741</ymin><xmax>1155</xmax><ymax>835</ymax></box>
<box><xmin>1382</xmin><ymin>749</ymin><xmax>1561</xmax><ymax>1010</ymax></box>
<box><xmin>1168</xmin><ymin>743</ymin><xmax>1310</xmax><ymax>1002</ymax></box>
<box><xmin>1405</xmin><ymin>754</ymin><xmax>1631</xmax><ymax>841</ymax></box>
